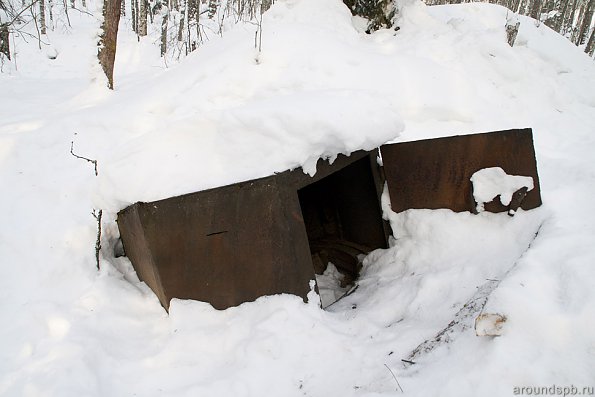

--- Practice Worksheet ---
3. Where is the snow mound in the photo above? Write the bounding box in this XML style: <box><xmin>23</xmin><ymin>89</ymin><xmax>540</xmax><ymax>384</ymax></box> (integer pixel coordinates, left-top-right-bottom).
<box><xmin>1</xmin><ymin>0</ymin><xmax>595</xmax><ymax>395</ymax></box>
<box><xmin>470</xmin><ymin>166</ymin><xmax>534</xmax><ymax>211</ymax></box>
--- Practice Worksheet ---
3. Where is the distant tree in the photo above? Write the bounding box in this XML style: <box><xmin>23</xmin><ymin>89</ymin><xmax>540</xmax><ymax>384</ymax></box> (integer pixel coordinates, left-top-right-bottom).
<box><xmin>139</xmin><ymin>0</ymin><xmax>147</xmax><ymax>35</ymax></box>
<box><xmin>97</xmin><ymin>0</ymin><xmax>122</xmax><ymax>89</ymax></box>
<box><xmin>342</xmin><ymin>0</ymin><xmax>396</xmax><ymax>32</ymax></box>
<box><xmin>39</xmin><ymin>0</ymin><xmax>46</xmax><ymax>34</ymax></box>
<box><xmin>207</xmin><ymin>0</ymin><xmax>217</xmax><ymax>19</ymax></box>
<box><xmin>576</xmin><ymin>0</ymin><xmax>593</xmax><ymax>44</ymax></box>
<box><xmin>529</xmin><ymin>0</ymin><xmax>542</xmax><ymax>19</ymax></box>
<box><xmin>160</xmin><ymin>4</ymin><xmax>167</xmax><ymax>55</ymax></box>
<box><xmin>177</xmin><ymin>0</ymin><xmax>185</xmax><ymax>42</ymax></box>
<box><xmin>0</xmin><ymin>22</ymin><xmax>9</xmax><ymax>60</ymax></box>
<box><xmin>553</xmin><ymin>0</ymin><xmax>570</xmax><ymax>32</ymax></box>
<box><xmin>585</xmin><ymin>24</ymin><xmax>594</xmax><ymax>54</ymax></box>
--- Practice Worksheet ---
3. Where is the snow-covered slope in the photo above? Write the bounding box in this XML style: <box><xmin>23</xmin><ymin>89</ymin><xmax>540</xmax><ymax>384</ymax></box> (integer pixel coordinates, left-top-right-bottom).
<box><xmin>0</xmin><ymin>0</ymin><xmax>594</xmax><ymax>395</ymax></box>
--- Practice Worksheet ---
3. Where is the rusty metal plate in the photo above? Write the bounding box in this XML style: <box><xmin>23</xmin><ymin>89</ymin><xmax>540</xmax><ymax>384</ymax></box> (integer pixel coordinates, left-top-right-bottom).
<box><xmin>380</xmin><ymin>128</ymin><xmax>542</xmax><ymax>213</ymax></box>
<box><xmin>117</xmin><ymin>150</ymin><xmax>390</xmax><ymax>311</ymax></box>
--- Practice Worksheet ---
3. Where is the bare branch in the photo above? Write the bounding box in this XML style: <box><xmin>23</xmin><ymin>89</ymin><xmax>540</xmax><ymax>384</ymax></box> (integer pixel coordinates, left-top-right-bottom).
<box><xmin>92</xmin><ymin>209</ymin><xmax>103</xmax><ymax>270</ymax></box>
<box><xmin>384</xmin><ymin>364</ymin><xmax>404</xmax><ymax>393</ymax></box>
<box><xmin>70</xmin><ymin>140</ymin><xmax>98</xmax><ymax>176</ymax></box>
<box><xmin>7</xmin><ymin>0</ymin><xmax>41</xmax><ymax>27</ymax></box>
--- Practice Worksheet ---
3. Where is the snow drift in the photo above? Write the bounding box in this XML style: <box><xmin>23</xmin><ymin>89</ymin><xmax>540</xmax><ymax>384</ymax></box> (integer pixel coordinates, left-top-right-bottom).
<box><xmin>0</xmin><ymin>0</ymin><xmax>594</xmax><ymax>395</ymax></box>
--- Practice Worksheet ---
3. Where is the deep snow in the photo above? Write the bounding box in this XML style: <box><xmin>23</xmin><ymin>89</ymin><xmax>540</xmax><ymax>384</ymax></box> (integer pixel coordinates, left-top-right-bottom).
<box><xmin>0</xmin><ymin>0</ymin><xmax>594</xmax><ymax>395</ymax></box>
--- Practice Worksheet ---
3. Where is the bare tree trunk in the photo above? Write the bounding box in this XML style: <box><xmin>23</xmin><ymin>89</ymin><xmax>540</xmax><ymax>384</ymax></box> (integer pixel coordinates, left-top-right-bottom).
<box><xmin>160</xmin><ymin>6</ymin><xmax>168</xmax><ymax>56</ymax></box>
<box><xmin>195</xmin><ymin>0</ymin><xmax>200</xmax><ymax>48</ymax></box>
<box><xmin>555</xmin><ymin>0</ymin><xmax>570</xmax><ymax>32</ymax></box>
<box><xmin>139</xmin><ymin>0</ymin><xmax>147</xmax><ymax>35</ymax></box>
<box><xmin>177</xmin><ymin>0</ymin><xmax>186</xmax><ymax>41</ymax></box>
<box><xmin>572</xmin><ymin>2</ymin><xmax>586</xmax><ymax>43</ymax></box>
<box><xmin>0</xmin><ymin>23</ymin><xmax>10</xmax><ymax>60</ymax></box>
<box><xmin>565</xmin><ymin>0</ymin><xmax>577</xmax><ymax>35</ymax></box>
<box><xmin>120</xmin><ymin>0</ymin><xmax>125</xmax><ymax>16</ymax></box>
<box><xmin>63</xmin><ymin>0</ymin><xmax>71</xmax><ymax>26</ymax></box>
<box><xmin>530</xmin><ymin>0</ymin><xmax>542</xmax><ymax>20</ymax></box>
<box><xmin>97</xmin><ymin>0</ymin><xmax>122</xmax><ymax>89</ymax></box>
<box><xmin>147</xmin><ymin>0</ymin><xmax>154</xmax><ymax>23</ymax></box>
<box><xmin>207</xmin><ymin>0</ymin><xmax>216</xmax><ymax>18</ymax></box>
<box><xmin>585</xmin><ymin>24</ymin><xmax>595</xmax><ymax>55</ymax></box>
<box><xmin>576</xmin><ymin>0</ymin><xmax>594</xmax><ymax>44</ymax></box>
<box><xmin>48</xmin><ymin>0</ymin><xmax>54</xmax><ymax>29</ymax></box>
<box><xmin>39</xmin><ymin>0</ymin><xmax>47</xmax><ymax>34</ymax></box>
<box><xmin>132</xmin><ymin>0</ymin><xmax>137</xmax><ymax>32</ymax></box>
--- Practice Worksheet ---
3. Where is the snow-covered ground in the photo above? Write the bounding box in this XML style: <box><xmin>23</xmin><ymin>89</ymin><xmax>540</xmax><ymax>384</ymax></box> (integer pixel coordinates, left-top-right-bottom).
<box><xmin>0</xmin><ymin>0</ymin><xmax>594</xmax><ymax>395</ymax></box>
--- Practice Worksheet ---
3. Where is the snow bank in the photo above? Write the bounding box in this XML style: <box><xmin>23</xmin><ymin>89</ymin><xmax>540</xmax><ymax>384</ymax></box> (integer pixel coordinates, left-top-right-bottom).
<box><xmin>1</xmin><ymin>0</ymin><xmax>595</xmax><ymax>396</ymax></box>
<box><xmin>88</xmin><ymin>0</ymin><xmax>406</xmax><ymax>210</ymax></box>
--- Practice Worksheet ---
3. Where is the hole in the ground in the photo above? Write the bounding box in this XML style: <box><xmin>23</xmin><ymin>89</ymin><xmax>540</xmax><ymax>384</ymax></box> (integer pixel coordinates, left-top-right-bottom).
<box><xmin>297</xmin><ymin>156</ymin><xmax>388</xmax><ymax>307</ymax></box>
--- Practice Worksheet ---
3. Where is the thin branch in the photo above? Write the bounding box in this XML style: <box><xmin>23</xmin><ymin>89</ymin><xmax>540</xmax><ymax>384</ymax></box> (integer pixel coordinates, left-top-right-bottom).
<box><xmin>70</xmin><ymin>140</ymin><xmax>98</xmax><ymax>176</ymax></box>
<box><xmin>92</xmin><ymin>209</ymin><xmax>102</xmax><ymax>270</ymax></box>
<box><xmin>13</xmin><ymin>29</ymin><xmax>49</xmax><ymax>45</ymax></box>
<box><xmin>70</xmin><ymin>6</ymin><xmax>93</xmax><ymax>16</ymax></box>
<box><xmin>30</xmin><ymin>5</ymin><xmax>41</xmax><ymax>49</ymax></box>
<box><xmin>7</xmin><ymin>0</ymin><xmax>41</xmax><ymax>26</ymax></box>
<box><xmin>384</xmin><ymin>364</ymin><xmax>404</xmax><ymax>393</ymax></box>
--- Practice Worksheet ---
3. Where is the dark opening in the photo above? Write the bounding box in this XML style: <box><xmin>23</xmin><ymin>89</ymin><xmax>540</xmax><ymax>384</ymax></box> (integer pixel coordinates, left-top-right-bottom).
<box><xmin>297</xmin><ymin>156</ymin><xmax>388</xmax><ymax>306</ymax></box>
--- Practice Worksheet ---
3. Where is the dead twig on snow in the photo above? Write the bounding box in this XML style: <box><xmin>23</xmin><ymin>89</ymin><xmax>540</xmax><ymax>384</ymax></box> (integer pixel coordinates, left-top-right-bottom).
<box><xmin>92</xmin><ymin>209</ymin><xmax>102</xmax><ymax>270</ymax></box>
<box><xmin>384</xmin><ymin>364</ymin><xmax>404</xmax><ymax>393</ymax></box>
<box><xmin>70</xmin><ymin>140</ymin><xmax>98</xmax><ymax>176</ymax></box>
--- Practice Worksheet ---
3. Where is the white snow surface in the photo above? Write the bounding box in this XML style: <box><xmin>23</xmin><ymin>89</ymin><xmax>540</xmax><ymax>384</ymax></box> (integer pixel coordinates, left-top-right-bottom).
<box><xmin>1</xmin><ymin>0</ymin><xmax>595</xmax><ymax>396</ymax></box>
<box><xmin>470</xmin><ymin>166</ymin><xmax>534</xmax><ymax>210</ymax></box>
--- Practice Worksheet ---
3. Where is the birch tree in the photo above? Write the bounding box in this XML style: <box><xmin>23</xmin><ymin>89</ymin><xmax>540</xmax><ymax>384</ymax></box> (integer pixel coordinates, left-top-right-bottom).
<box><xmin>139</xmin><ymin>0</ymin><xmax>147</xmax><ymax>35</ymax></box>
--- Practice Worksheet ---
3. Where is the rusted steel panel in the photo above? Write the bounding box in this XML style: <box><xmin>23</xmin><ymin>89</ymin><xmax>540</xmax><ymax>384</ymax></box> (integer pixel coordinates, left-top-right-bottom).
<box><xmin>117</xmin><ymin>205</ymin><xmax>168</xmax><ymax>305</ymax></box>
<box><xmin>380</xmin><ymin>128</ymin><xmax>542</xmax><ymax>213</ymax></box>
<box><xmin>117</xmin><ymin>150</ymin><xmax>391</xmax><ymax>311</ymax></box>
<box><xmin>118</xmin><ymin>130</ymin><xmax>542</xmax><ymax>312</ymax></box>
<box><xmin>119</xmin><ymin>176</ymin><xmax>315</xmax><ymax>311</ymax></box>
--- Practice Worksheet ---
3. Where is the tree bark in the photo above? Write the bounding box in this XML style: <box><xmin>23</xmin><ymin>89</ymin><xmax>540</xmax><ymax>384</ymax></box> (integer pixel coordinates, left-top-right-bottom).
<box><xmin>177</xmin><ymin>0</ymin><xmax>186</xmax><ymax>41</ymax></box>
<box><xmin>39</xmin><ymin>0</ymin><xmax>47</xmax><ymax>34</ymax></box>
<box><xmin>530</xmin><ymin>0</ymin><xmax>542</xmax><ymax>20</ymax></box>
<box><xmin>576</xmin><ymin>0</ymin><xmax>594</xmax><ymax>45</ymax></box>
<box><xmin>97</xmin><ymin>0</ymin><xmax>122</xmax><ymax>89</ymax></box>
<box><xmin>572</xmin><ymin>3</ymin><xmax>585</xmax><ymax>43</ymax></box>
<box><xmin>585</xmin><ymin>24</ymin><xmax>595</xmax><ymax>55</ymax></box>
<box><xmin>160</xmin><ymin>7</ymin><xmax>168</xmax><ymax>56</ymax></box>
<box><xmin>139</xmin><ymin>0</ymin><xmax>147</xmax><ymax>35</ymax></box>
<box><xmin>132</xmin><ymin>0</ymin><xmax>137</xmax><ymax>33</ymax></box>
<box><xmin>48</xmin><ymin>0</ymin><xmax>54</xmax><ymax>28</ymax></box>
<box><xmin>0</xmin><ymin>23</ymin><xmax>10</xmax><ymax>60</ymax></box>
<box><xmin>555</xmin><ymin>0</ymin><xmax>570</xmax><ymax>33</ymax></box>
